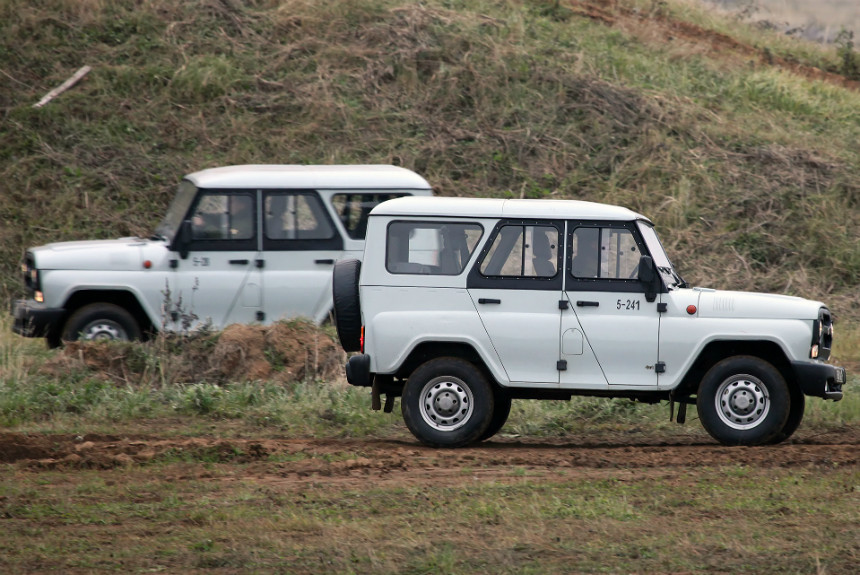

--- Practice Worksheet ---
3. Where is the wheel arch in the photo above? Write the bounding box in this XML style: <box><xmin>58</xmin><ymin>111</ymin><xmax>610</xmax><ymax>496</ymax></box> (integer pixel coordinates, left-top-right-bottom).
<box><xmin>675</xmin><ymin>339</ymin><xmax>796</xmax><ymax>396</ymax></box>
<box><xmin>62</xmin><ymin>290</ymin><xmax>155</xmax><ymax>339</ymax></box>
<box><xmin>396</xmin><ymin>341</ymin><xmax>500</xmax><ymax>387</ymax></box>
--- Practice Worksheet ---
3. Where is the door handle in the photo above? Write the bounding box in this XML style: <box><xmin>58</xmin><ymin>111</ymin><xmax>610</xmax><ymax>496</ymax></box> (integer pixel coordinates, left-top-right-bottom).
<box><xmin>315</xmin><ymin>259</ymin><xmax>335</xmax><ymax>265</ymax></box>
<box><xmin>576</xmin><ymin>300</ymin><xmax>599</xmax><ymax>307</ymax></box>
<box><xmin>478</xmin><ymin>298</ymin><xmax>501</xmax><ymax>304</ymax></box>
<box><xmin>229</xmin><ymin>259</ymin><xmax>249</xmax><ymax>265</ymax></box>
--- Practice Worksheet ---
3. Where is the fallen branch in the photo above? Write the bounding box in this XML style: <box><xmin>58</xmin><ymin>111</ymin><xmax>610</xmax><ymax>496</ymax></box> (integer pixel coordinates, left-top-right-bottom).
<box><xmin>33</xmin><ymin>65</ymin><xmax>92</xmax><ymax>109</ymax></box>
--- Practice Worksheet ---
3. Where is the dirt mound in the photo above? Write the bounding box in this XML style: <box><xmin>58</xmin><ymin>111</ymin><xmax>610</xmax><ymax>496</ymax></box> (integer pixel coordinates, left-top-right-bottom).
<box><xmin>39</xmin><ymin>321</ymin><xmax>346</xmax><ymax>386</ymax></box>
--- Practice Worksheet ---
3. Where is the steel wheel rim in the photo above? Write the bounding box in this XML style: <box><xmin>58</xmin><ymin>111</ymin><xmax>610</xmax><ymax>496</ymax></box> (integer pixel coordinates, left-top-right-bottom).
<box><xmin>80</xmin><ymin>319</ymin><xmax>128</xmax><ymax>341</ymax></box>
<box><xmin>419</xmin><ymin>376</ymin><xmax>474</xmax><ymax>432</ymax></box>
<box><xmin>715</xmin><ymin>374</ymin><xmax>770</xmax><ymax>430</ymax></box>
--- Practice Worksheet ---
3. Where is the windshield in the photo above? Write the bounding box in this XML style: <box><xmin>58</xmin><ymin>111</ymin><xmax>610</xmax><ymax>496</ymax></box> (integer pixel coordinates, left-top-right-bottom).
<box><xmin>153</xmin><ymin>179</ymin><xmax>198</xmax><ymax>242</ymax></box>
<box><xmin>637</xmin><ymin>221</ymin><xmax>687</xmax><ymax>290</ymax></box>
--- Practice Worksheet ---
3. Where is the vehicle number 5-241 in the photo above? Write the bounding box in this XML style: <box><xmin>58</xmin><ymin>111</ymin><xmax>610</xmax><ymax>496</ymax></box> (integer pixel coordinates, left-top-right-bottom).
<box><xmin>617</xmin><ymin>299</ymin><xmax>640</xmax><ymax>311</ymax></box>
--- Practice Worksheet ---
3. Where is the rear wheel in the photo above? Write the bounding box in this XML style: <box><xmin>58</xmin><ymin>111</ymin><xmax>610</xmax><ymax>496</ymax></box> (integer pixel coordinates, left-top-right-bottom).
<box><xmin>401</xmin><ymin>358</ymin><xmax>494</xmax><ymax>448</ymax></box>
<box><xmin>697</xmin><ymin>356</ymin><xmax>790</xmax><ymax>446</ymax></box>
<box><xmin>62</xmin><ymin>303</ymin><xmax>141</xmax><ymax>342</ymax></box>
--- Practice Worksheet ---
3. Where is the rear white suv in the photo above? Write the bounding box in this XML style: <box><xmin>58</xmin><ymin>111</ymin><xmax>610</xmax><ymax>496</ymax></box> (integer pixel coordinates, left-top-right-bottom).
<box><xmin>13</xmin><ymin>165</ymin><xmax>431</xmax><ymax>346</ymax></box>
<box><xmin>333</xmin><ymin>196</ymin><xmax>846</xmax><ymax>447</ymax></box>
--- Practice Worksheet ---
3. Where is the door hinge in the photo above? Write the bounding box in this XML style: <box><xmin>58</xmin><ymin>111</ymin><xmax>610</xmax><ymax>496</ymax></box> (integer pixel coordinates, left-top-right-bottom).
<box><xmin>655</xmin><ymin>361</ymin><xmax>666</xmax><ymax>374</ymax></box>
<box><xmin>256</xmin><ymin>311</ymin><xmax>265</xmax><ymax>322</ymax></box>
<box><xmin>557</xmin><ymin>360</ymin><xmax>568</xmax><ymax>371</ymax></box>
<box><xmin>558</xmin><ymin>299</ymin><xmax>569</xmax><ymax>310</ymax></box>
<box><xmin>657</xmin><ymin>303</ymin><xmax>668</xmax><ymax>313</ymax></box>
<box><xmin>255</xmin><ymin>259</ymin><xmax>265</xmax><ymax>268</ymax></box>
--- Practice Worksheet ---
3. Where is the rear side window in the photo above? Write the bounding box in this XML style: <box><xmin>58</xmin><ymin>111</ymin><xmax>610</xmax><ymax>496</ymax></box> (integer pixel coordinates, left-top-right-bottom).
<box><xmin>333</xmin><ymin>193</ymin><xmax>407</xmax><ymax>240</ymax></box>
<box><xmin>386</xmin><ymin>221</ymin><xmax>483</xmax><ymax>275</ymax></box>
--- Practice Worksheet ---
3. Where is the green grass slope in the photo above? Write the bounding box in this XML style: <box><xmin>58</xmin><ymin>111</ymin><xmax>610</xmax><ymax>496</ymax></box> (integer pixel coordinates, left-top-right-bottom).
<box><xmin>2</xmin><ymin>0</ymin><xmax>859</xmax><ymax>321</ymax></box>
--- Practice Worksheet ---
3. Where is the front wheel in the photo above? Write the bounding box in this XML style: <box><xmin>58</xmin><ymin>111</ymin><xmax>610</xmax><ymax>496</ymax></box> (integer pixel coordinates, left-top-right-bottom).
<box><xmin>62</xmin><ymin>303</ymin><xmax>141</xmax><ymax>343</ymax></box>
<box><xmin>697</xmin><ymin>356</ymin><xmax>790</xmax><ymax>446</ymax></box>
<box><xmin>401</xmin><ymin>358</ymin><xmax>494</xmax><ymax>448</ymax></box>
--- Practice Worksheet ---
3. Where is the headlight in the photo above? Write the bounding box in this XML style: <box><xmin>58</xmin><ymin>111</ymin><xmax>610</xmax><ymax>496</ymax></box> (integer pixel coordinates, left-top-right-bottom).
<box><xmin>811</xmin><ymin>307</ymin><xmax>833</xmax><ymax>361</ymax></box>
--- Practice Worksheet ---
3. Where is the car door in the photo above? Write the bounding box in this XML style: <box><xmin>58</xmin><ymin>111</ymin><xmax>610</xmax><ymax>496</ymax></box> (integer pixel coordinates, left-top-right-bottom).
<box><xmin>171</xmin><ymin>190</ymin><xmax>262</xmax><ymax>330</ymax></box>
<box><xmin>260</xmin><ymin>190</ymin><xmax>344</xmax><ymax>323</ymax></box>
<box><xmin>562</xmin><ymin>222</ymin><xmax>661</xmax><ymax>387</ymax></box>
<box><xmin>467</xmin><ymin>221</ymin><xmax>564</xmax><ymax>385</ymax></box>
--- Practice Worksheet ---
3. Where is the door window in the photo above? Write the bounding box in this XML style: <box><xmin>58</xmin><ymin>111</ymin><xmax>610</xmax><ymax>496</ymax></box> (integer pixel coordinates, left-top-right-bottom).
<box><xmin>262</xmin><ymin>192</ymin><xmax>343</xmax><ymax>251</ymax></box>
<box><xmin>480</xmin><ymin>225</ymin><xmax>559</xmax><ymax>278</ymax></box>
<box><xmin>570</xmin><ymin>226</ymin><xmax>640</xmax><ymax>280</ymax></box>
<box><xmin>191</xmin><ymin>193</ymin><xmax>255</xmax><ymax>241</ymax></box>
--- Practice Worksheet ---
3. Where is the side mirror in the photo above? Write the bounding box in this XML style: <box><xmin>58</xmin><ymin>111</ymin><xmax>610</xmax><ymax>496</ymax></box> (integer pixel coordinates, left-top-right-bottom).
<box><xmin>637</xmin><ymin>255</ymin><xmax>657</xmax><ymax>302</ymax></box>
<box><xmin>177</xmin><ymin>219</ymin><xmax>192</xmax><ymax>260</ymax></box>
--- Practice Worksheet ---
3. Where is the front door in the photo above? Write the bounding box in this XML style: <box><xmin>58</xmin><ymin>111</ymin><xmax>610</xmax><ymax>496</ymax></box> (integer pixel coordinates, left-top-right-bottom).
<box><xmin>467</xmin><ymin>222</ymin><xmax>563</xmax><ymax>385</ymax></box>
<box><xmin>562</xmin><ymin>222</ymin><xmax>661</xmax><ymax>387</ymax></box>
<box><xmin>171</xmin><ymin>190</ymin><xmax>261</xmax><ymax>330</ymax></box>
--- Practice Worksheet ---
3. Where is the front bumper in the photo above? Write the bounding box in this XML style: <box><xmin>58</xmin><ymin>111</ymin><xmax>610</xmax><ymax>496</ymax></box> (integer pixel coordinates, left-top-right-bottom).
<box><xmin>792</xmin><ymin>361</ymin><xmax>846</xmax><ymax>401</ymax></box>
<box><xmin>11</xmin><ymin>299</ymin><xmax>65</xmax><ymax>338</ymax></box>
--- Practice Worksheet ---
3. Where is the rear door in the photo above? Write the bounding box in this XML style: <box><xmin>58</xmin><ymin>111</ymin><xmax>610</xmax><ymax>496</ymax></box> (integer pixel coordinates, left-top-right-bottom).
<box><xmin>261</xmin><ymin>191</ymin><xmax>344</xmax><ymax>323</ymax></box>
<box><xmin>467</xmin><ymin>221</ymin><xmax>563</xmax><ymax>385</ymax></box>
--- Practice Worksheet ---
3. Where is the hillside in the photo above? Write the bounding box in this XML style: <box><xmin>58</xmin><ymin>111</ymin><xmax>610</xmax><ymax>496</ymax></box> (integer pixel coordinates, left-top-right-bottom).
<box><xmin>2</xmin><ymin>0</ymin><xmax>859</xmax><ymax>321</ymax></box>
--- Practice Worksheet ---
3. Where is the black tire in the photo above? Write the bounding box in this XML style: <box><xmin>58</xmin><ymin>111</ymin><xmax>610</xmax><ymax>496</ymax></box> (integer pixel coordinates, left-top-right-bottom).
<box><xmin>697</xmin><ymin>356</ymin><xmax>790</xmax><ymax>446</ymax></box>
<box><xmin>401</xmin><ymin>358</ymin><xmax>494</xmax><ymax>448</ymax></box>
<box><xmin>332</xmin><ymin>258</ymin><xmax>362</xmax><ymax>352</ymax></box>
<box><xmin>479</xmin><ymin>389</ymin><xmax>512</xmax><ymax>441</ymax></box>
<box><xmin>768</xmin><ymin>386</ymin><xmax>805</xmax><ymax>445</ymax></box>
<box><xmin>62</xmin><ymin>303</ymin><xmax>141</xmax><ymax>343</ymax></box>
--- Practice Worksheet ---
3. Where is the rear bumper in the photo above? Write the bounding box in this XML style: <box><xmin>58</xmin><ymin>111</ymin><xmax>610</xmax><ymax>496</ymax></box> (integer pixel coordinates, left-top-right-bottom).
<box><xmin>11</xmin><ymin>299</ymin><xmax>64</xmax><ymax>338</ymax></box>
<box><xmin>345</xmin><ymin>354</ymin><xmax>373</xmax><ymax>387</ymax></box>
<box><xmin>792</xmin><ymin>361</ymin><xmax>846</xmax><ymax>401</ymax></box>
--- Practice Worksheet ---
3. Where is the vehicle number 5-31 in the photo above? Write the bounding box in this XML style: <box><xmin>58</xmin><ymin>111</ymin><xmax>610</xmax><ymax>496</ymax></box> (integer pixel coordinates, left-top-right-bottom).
<box><xmin>617</xmin><ymin>299</ymin><xmax>640</xmax><ymax>311</ymax></box>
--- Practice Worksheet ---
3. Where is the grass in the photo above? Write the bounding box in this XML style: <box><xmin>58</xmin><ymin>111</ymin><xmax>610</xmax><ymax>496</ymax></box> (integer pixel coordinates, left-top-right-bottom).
<box><xmin>0</xmin><ymin>462</ymin><xmax>856</xmax><ymax>573</ymax></box>
<box><xmin>1</xmin><ymin>0</ymin><xmax>859</xmax><ymax>319</ymax></box>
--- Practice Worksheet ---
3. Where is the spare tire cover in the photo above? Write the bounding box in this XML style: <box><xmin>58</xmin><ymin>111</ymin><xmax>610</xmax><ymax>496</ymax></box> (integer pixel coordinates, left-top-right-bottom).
<box><xmin>333</xmin><ymin>258</ymin><xmax>362</xmax><ymax>352</ymax></box>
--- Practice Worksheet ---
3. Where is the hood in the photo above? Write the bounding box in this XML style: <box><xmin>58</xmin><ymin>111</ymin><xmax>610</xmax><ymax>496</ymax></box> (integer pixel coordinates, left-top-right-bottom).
<box><xmin>692</xmin><ymin>287</ymin><xmax>824</xmax><ymax>320</ymax></box>
<box><xmin>29</xmin><ymin>237</ymin><xmax>169</xmax><ymax>271</ymax></box>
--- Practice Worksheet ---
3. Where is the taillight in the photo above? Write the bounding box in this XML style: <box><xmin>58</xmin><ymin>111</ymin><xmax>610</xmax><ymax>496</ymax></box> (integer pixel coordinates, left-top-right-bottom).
<box><xmin>360</xmin><ymin>326</ymin><xmax>365</xmax><ymax>353</ymax></box>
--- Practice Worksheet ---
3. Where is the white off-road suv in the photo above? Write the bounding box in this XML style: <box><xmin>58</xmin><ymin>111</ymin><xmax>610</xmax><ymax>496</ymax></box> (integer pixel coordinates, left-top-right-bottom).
<box><xmin>13</xmin><ymin>165</ymin><xmax>431</xmax><ymax>346</ymax></box>
<box><xmin>333</xmin><ymin>196</ymin><xmax>846</xmax><ymax>447</ymax></box>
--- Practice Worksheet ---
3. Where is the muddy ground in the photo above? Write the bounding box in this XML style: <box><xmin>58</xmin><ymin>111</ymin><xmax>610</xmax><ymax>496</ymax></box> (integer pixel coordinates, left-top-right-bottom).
<box><xmin>2</xmin><ymin>425</ymin><xmax>857</xmax><ymax>488</ymax></box>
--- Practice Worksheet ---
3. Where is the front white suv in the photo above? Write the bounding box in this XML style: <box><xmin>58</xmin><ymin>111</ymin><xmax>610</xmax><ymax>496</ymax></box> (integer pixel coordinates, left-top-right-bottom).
<box><xmin>333</xmin><ymin>196</ymin><xmax>846</xmax><ymax>447</ymax></box>
<box><xmin>13</xmin><ymin>165</ymin><xmax>432</xmax><ymax>346</ymax></box>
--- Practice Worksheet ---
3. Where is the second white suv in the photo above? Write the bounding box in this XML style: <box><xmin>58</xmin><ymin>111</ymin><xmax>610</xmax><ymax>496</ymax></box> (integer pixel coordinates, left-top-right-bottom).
<box><xmin>13</xmin><ymin>165</ymin><xmax>432</xmax><ymax>345</ymax></box>
<box><xmin>333</xmin><ymin>196</ymin><xmax>846</xmax><ymax>447</ymax></box>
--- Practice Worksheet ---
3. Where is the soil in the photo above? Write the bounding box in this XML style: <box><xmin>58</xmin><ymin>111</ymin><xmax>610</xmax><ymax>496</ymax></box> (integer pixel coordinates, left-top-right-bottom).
<box><xmin>2</xmin><ymin>425</ymin><xmax>856</xmax><ymax>489</ymax></box>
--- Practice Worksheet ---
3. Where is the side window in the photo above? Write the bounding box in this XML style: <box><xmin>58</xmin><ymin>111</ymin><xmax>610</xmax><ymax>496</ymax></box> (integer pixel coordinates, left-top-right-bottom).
<box><xmin>571</xmin><ymin>227</ymin><xmax>640</xmax><ymax>279</ymax></box>
<box><xmin>332</xmin><ymin>193</ymin><xmax>406</xmax><ymax>240</ymax></box>
<box><xmin>191</xmin><ymin>193</ymin><xmax>254</xmax><ymax>241</ymax></box>
<box><xmin>480</xmin><ymin>225</ymin><xmax>558</xmax><ymax>278</ymax></box>
<box><xmin>265</xmin><ymin>193</ymin><xmax>334</xmax><ymax>240</ymax></box>
<box><xmin>386</xmin><ymin>221</ymin><xmax>483</xmax><ymax>275</ymax></box>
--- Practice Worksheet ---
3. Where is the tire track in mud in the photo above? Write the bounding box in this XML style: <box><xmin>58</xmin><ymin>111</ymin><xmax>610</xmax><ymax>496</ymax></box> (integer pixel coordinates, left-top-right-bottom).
<box><xmin>1</xmin><ymin>428</ymin><xmax>856</xmax><ymax>485</ymax></box>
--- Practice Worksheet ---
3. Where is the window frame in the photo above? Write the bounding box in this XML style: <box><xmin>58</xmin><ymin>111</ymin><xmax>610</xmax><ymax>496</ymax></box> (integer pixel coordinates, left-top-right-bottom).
<box><xmin>565</xmin><ymin>220</ymin><xmax>649</xmax><ymax>294</ymax></box>
<box><xmin>261</xmin><ymin>190</ymin><xmax>343</xmax><ymax>251</ymax></box>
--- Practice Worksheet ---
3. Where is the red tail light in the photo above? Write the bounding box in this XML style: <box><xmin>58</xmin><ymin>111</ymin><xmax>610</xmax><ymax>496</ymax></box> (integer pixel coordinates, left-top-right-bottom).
<box><xmin>360</xmin><ymin>326</ymin><xmax>365</xmax><ymax>353</ymax></box>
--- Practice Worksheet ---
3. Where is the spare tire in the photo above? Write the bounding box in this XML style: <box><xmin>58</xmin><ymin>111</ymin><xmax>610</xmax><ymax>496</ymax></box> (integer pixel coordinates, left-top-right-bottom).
<box><xmin>333</xmin><ymin>258</ymin><xmax>363</xmax><ymax>352</ymax></box>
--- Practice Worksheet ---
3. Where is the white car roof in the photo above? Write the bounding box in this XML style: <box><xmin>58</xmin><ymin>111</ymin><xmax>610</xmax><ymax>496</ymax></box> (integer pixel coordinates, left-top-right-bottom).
<box><xmin>370</xmin><ymin>196</ymin><xmax>650</xmax><ymax>222</ymax></box>
<box><xmin>184</xmin><ymin>165</ymin><xmax>433</xmax><ymax>191</ymax></box>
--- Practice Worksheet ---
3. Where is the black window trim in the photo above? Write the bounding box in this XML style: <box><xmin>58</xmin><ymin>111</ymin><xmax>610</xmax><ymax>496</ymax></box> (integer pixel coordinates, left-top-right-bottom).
<box><xmin>261</xmin><ymin>189</ymin><xmax>344</xmax><ymax>251</ymax></box>
<box><xmin>565</xmin><ymin>220</ymin><xmax>664</xmax><ymax>295</ymax></box>
<box><xmin>184</xmin><ymin>189</ymin><xmax>258</xmax><ymax>252</ymax></box>
<box><xmin>466</xmin><ymin>219</ymin><xmax>564</xmax><ymax>291</ymax></box>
